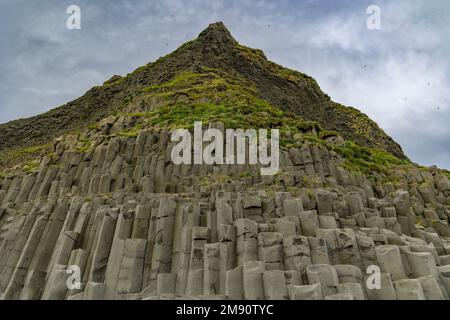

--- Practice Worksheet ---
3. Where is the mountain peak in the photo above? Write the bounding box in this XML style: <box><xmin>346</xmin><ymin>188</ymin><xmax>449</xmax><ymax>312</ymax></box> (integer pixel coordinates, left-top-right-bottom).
<box><xmin>197</xmin><ymin>22</ymin><xmax>238</xmax><ymax>48</ymax></box>
<box><xmin>0</xmin><ymin>22</ymin><xmax>407</xmax><ymax>164</ymax></box>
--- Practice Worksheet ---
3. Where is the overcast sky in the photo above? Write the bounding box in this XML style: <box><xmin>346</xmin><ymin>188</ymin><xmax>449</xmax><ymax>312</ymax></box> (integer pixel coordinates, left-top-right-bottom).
<box><xmin>0</xmin><ymin>0</ymin><xmax>449</xmax><ymax>168</ymax></box>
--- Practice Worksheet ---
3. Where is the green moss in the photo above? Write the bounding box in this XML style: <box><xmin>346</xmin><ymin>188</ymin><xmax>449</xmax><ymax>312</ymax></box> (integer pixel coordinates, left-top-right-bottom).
<box><xmin>122</xmin><ymin>94</ymin><xmax>134</xmax><ymax>106</ymax></box>
<box><xmin>108</xmin><ymin>64</ymin><xmax>408</xmax><ymax>177</ymax></box>
<box><xmin>175</xmin><ymin>39</ymin><xmax>196</xmax><ymax>52</ymax></box>
<box><xmin>319</xmin><ymin>130</ymin><xmax>340</xmax><ymax>139</ymax></box>
<box><xmin>301</xmin><ymin>133</ymin><xmax>410</xmax><ymax>175</ymax></box>
<box><xmin>125</xmin><ymin>68</ymin><xmax>321</xmax><ymax>144</ymax></box>
<box><xmin>240</xmin><ymin>172</ymin><xmax>253</xmax><ymax>178</ymax></box>
<box><xmin>0</xmin><ymin>144</ymin><xmax>50</xmax><ymax>169</ymax></box>
<box><xmin>97</xmin><ymin>40</ymin><xmax>198</xmax><ymax>90</ymax></box>
<box><xmin>130</xmin><ymin>65</ymin><xmax>148</xmax><ymax>75</ymax></box>
<box><xmin>46</xmin><ymin>152</ymin><xmax>56</xmax><ymax>159</ymax></box>
<box><xmin>88</xmin><ymin>124</ymin><xmax>100</xmax><ymax>130</ymax></box>
<box><xmin>75</xmin><ymin>139</ymin><xmax>92</xmax><ymax>153</ymax></box>
<box><xmin>198</xmin><ymin>176</ymin><xmax>210</xmax><ymax>186</ymax></box>
<box><xmin>332</xmin><ymin>141</ymin><xmax>409</xmax><ymax>174</ymax></box>
<box><xmin>127</xmin><ymin>112</ymin><xmax>147</xmax><ymax>118</ymax></box>
<box><xmin>302</xmin><ymin>134</ymin><xmax>324</xmax><ymax>145</ymax></box>
<box><xmin>443</xmin><ymin>170</ymin><xmax>450</xmax><ymax>180</ymax></box>
<box><xmin>330</xmin><ymin>102</ymin><xmax>389</xmax><ymax>150</ymax></box>
<box><xmin>415</xmin><ymin>217</ymin><xmax>439</xmax><ymax>229</ymax></box>
<box><xmin>103</xmin><ymin>75</ymin><xmax>123</xmax><ymax>87</ymax></box>
<box><xmin>140</xmin><ymin>69</ymin><xmax>229</xmax><ymax>94</ymax></box>
<box><xmin>140</xmin><ymin>101</ymin><xmax>318</xmax><ymax>142</ymax></box>
<box><xmin>21</xmin><ymin>145</ymin><xmax>48</xmax><ymax>155</ymax></box>
<box><xmin>154</xmin><ymin>40</ymin><xmax>196</xmax><ymax>65</ymax></box>
<box><xmin>237</xmin><ymin>44</ymin><xmax>266</xmax><ymax>60</ymax></box>
<box><xmin>236</xmin><ymin>43</ymin><xmax>311</xmax><ymax>84</ymax></box>
<box><xmin>22</xmin><ymin>160</ymin><xmax>40</xmax><ymax>173</ymax></box>
<box><xmin>215</xmin><ymin>174</ymin><xmax>232</xmax><ymax>183</ymax></box>
<box><xmin>117</xmin><ymin>124</ymin><xmax>144</xmax><ymax>138</ymax></box>
<box><xmin>121</xmin><ymin>65</ymin><xmax>149</xmax><ymax>79</ymax></box>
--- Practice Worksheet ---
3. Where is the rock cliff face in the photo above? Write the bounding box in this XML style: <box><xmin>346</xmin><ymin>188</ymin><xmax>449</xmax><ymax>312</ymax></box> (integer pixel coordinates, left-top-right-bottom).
<box><xmin>0</xmin><ymin>23</ymin><xmax>449</xmax><ymax>300</ymax></box>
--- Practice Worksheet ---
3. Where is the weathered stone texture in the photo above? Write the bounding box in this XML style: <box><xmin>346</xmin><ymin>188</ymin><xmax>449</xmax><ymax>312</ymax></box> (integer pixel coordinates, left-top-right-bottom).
<box><xmin>0</xmin><ymin>127</ymin><xmax>449</xmax><ymax>301</ymax></box>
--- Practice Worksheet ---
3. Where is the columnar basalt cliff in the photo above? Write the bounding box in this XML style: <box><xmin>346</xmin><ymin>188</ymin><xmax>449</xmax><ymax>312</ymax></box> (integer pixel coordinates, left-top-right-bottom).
<box><xmin>0</xmin><ymin>23</ymin><xmax>449</xmax><ymax>300</ymax></box>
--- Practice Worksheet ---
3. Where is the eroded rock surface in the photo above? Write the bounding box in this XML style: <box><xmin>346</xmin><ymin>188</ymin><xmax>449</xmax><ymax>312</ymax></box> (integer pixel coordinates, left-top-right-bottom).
<box><xmin>0</xmin><ymin>122</ymin><xmax>449</xmax><ymax>300</ymax></box>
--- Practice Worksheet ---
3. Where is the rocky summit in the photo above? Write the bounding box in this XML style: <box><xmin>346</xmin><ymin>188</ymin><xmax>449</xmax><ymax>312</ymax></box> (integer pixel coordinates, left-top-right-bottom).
<box><xmin>0</xmin><ymin>22</ymin><xmax>449</xmax><ymax>300</ymax></box>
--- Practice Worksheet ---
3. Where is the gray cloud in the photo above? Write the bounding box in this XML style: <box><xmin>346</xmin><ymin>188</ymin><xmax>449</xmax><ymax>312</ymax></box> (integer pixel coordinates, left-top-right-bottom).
<box><xmin>0</xmin><ymin>0</ymin><xmax>449</xmax><ymax>168</ymax></box>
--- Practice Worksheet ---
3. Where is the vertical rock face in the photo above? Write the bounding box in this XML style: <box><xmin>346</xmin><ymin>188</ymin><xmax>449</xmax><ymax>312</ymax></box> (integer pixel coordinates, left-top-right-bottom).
<box><xmin>0</xmin><ymin>124</ymin><xmax>448</xmax><ymax>301</ymax></box>
<box><xmin>0</xmin><ymin>23</ymin><xmax>449</xmax><ymax>301</ymax></box>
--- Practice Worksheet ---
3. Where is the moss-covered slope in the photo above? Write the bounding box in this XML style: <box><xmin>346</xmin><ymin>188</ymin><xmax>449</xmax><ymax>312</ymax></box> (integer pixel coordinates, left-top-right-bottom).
<box><xmin>1</xmin><ymin>22</ymin><xmax>407</xmax><ymax>170</ymax></box>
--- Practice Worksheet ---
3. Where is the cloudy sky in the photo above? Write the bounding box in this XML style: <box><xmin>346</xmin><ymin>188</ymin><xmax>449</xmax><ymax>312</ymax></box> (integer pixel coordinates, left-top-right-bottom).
<box><xmin>1</xmin><ymin>0</ymin><xmax>449</xmax><ymax>168</ymax></box>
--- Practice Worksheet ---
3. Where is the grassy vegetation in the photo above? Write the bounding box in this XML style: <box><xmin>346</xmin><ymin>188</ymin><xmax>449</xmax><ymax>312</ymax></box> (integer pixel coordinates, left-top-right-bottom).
<box><xmin>122</xmin><ymin>94</ymin><xmax>134</xmax><ymax>106</ymax></box>
<box><xmin>0</xmin><ymin>144</ymin><xmax>50</xmax><ymax>171</ymax></box>
<box><xmin>125</xmin><ymin>69</ymin><xmax>321</xmax><ymax>138</ymax></box>
<box><xmin>125</xmin><ymin>101</ymin><xmax>321</xmax><ymax>148</ymax></box>
<box><xmin>102</xmin><ymin>75</ymin><xmax>124</xmax><ymax>87</ymax></box>
<box><xmin>301</xmin><ymin>133</ymin><xmax>410</xmax><ymax>174</ymax></box>
<box><xmin>240</xmin><ymin>172</ymin><xmax>253</xmax><ymax>178</ymax></box>
<box><xmin>443</xmin><ymin>170</ymin><xmax>450</xmax><ymax>180</ymax></box>
<box><xmin>117</xmin><ymin>125</ymin><xmax>144</xmax><ymax>138</ymax></box>
<box><xmin>0</xmin><ymin>28</ymin><xmax>418</xmax><ymax>183</ymax></box>
<box><xmin>0</xmin><ymin>58</ymin><xmax>415</xmax><ymax>180</ymax></box>
<box><xmin>96</xmin><ymin>40</ymin><xmax>198</xmax><ymax>90</ymax></box>
<box><xmin>332</xmin><ymin>141</ymin><xmax>409</xmax><ymax>174</ymax></box>
<box><xmin>112</xmin><ymin>67</ymin><xmax>410</xmax><ymax>176</ymax></box>
<box><xmin>331</xmin><ymin>102</ymin><xmax>383</xmax><ymax>144</ymax></box>
<box><xmin>236</xmin><ymin>44</ymin><xmax>266</xmax><ymax>61</ymax></box>
<box><xmin>153</xmin><ymin>39</ymin><xmax>197</xmax><ymax>65</ymax></box>
<box><xmin>319</xmin><ymin>130</ymin><xmax>340</xmax><ymax>139</ymax></box>
<box><xmin>22</xmin><ymin>159</ymin><xmax>40</xmax><ymax>173</ymax></box>
<box><xmin>75</xmin><ymin>139</ymin><xmax>92</xmax><ymax>153</ymax></box>
<box><xmin>97</xmin><ymin>40</ymin><xmax>198</xmax><ymax>90</ymax></box>
<box><xmin>140</xmin><ymin>71</ymin><xmax>221</xmax><ymax>93</ymax></box>
<box><xmin>415</xmin><ymin>217</ymin><xmax>441</xmax><ymax>229</ymax></box>
<box><xmin>88</xmin><ymin>123</ymin><xmax>100</xmax><ymax>130</ymax></box>
<box><xmin>117</xmin><ymin>131</ymin><xmax>139</xmax><ymax>138</ymax></box>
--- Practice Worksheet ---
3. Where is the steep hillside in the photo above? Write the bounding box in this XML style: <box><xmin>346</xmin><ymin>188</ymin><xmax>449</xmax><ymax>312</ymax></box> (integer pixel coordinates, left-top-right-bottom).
<box><xmin>0</xmin><ymin>22</ymin><xmax>405</xmax><ymax>167</ymax></box>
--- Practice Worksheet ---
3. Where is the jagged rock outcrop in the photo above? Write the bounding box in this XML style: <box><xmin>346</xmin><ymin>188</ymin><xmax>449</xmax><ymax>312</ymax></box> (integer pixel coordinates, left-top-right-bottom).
<box><xmin>0</xmin><ymin>23</ymin><xmax>449</xmax><ymax>300</ymax></box>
